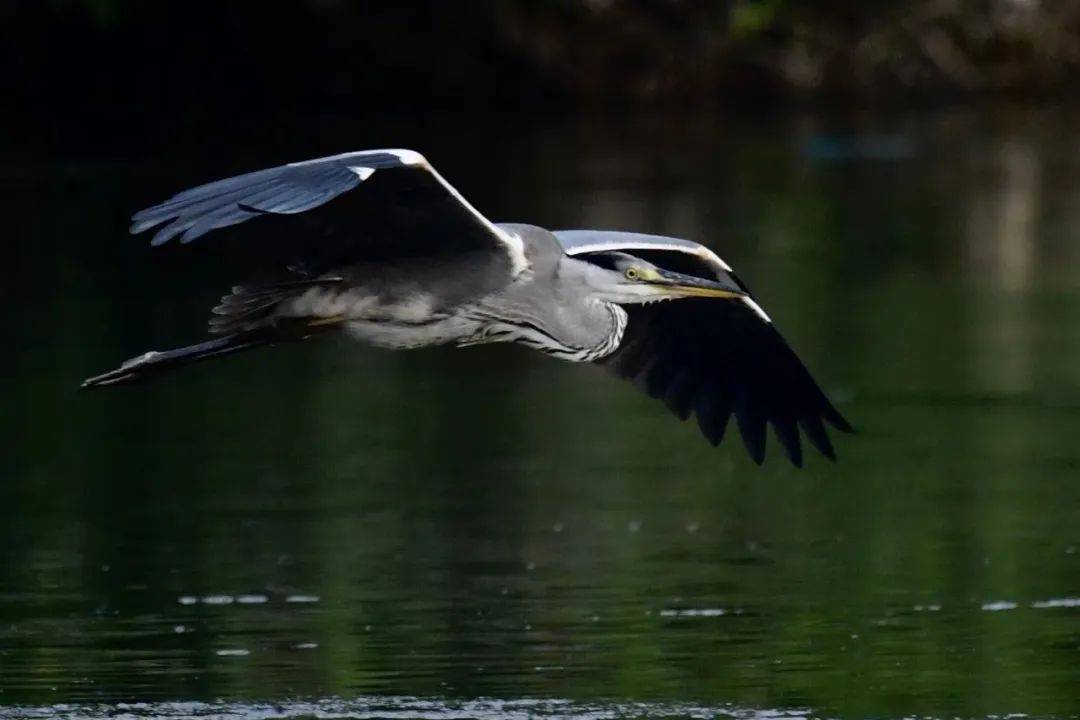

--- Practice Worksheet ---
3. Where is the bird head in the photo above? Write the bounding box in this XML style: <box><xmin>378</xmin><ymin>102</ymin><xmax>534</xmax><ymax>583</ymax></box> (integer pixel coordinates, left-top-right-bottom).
<box><xmin>578</xmin><ymin>252</ymin><xmax>747</xmax><ymax>305</ymax></box>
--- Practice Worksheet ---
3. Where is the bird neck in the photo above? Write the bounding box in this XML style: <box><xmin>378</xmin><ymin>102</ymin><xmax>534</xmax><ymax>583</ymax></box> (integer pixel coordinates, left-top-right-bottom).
<box><xmin>463</xmin><ymin>296</ymin><xmax>626</xmax><ymax>363</ymax></box>
<box><xmin>533</xmin><ymin>298</ymin><xmax>626</xmax><ymax>362</ymax></box>
<box><xmin>585</xmin><ymin>300</ymin><xmax>628</xmax><ymax>361</ymax></box>
<box><xmin>527</xmin><ymin>297</ymin><xmax>626</xmax><ymax>362</ymax></box>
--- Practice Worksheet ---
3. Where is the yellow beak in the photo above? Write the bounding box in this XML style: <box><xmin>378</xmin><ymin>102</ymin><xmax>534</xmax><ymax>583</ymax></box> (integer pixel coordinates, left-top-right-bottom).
<box><xmin>642</xmin><ymin>267</ymin><xmax>746</xmax><ymax>299</ymax></box>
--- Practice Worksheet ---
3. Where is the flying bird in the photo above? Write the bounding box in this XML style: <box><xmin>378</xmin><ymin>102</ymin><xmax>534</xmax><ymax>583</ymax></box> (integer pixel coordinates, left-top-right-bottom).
<box><xmin>83</xmin><ymin>149</ymin><xmax>852</xmax><ymax>466</ymax></box>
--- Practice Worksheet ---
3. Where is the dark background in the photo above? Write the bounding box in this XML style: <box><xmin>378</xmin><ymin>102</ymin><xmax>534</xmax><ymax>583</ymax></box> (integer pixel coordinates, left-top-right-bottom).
<box><xmin>5</xmin><ymin>0</ymin><xmax>1080</xmax><ymax>156</ymax></box>
<box><xmin>2</xmin><ymin>2</ymin><xmax>1079</xmax><ymax>718</ymax></box>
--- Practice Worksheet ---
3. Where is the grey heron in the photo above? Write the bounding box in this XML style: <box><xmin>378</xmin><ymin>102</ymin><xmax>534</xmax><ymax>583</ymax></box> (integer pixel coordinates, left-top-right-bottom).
<box><xmin>82</xmin><ymin>148</ymin><xmax>852</xmax><ymax>466</ymax></box>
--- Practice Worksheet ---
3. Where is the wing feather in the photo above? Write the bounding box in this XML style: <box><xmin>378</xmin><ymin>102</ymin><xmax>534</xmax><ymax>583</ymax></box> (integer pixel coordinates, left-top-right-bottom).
<box><xmin>130</xmin><ymin>149</ymin><xmax>527</xmax><ymax>275</ymax></box>
<box><xmin>562</xmin><ymin>232</ymin><xmax>851</xmax><ymax>466</ymax></box>
<box><xmin>604</xmin><ymin>299</ymin><xmax>850</xmax><ymax>465</ymax></box>
<box><xmin>694</xmin><ymin>379</ymin><xmax>732</xmax><ymax>446</ymax></box>
<box><xmin>601</xmin><ymin>298</ymin><xmax>850</xmax><ymax>465</ymax></box>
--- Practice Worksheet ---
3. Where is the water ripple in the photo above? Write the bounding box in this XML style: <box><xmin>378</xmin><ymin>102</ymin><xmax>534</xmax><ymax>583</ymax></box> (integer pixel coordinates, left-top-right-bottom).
<box><xmin>0</xmin><ymin>696</ymin><xmax>818</xmax><ymax>720</ymax></box>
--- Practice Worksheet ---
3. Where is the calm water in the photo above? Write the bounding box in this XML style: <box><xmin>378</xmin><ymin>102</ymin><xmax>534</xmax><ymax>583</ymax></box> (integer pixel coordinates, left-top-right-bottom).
<box><xmin>2</xmin><ymin>108</ymin><xmax>1079</xmax><ymax>719</ymax></box>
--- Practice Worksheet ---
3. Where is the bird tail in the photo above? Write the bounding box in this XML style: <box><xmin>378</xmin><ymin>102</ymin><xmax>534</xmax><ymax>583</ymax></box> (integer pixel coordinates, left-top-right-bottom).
<box><xmin>81</xmin><ymin>329</ymin><xmax>276</xmax><ymax>389</ymax></box>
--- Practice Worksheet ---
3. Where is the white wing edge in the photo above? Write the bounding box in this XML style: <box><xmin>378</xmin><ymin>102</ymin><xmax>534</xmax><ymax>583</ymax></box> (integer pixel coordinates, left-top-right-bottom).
<box><xmin>558</xmin><ymin>236</ymin><xmax>732</xmax><ymax>273</ymax></box>
<box><xmin>739</xmin><ymin>297</ymin><xmax>771</xmax><ymax>323</ymax></box>
<box><xmin>420</xmin><ymin>161</ymin><xmax>529</xmax><ymax>278</ymax></box>
<box><xmin>294</xmin><ymin>149</ymin><xmax>529</xmax><ymax>277</ymax></box>
<box><xmin>287</xmin><ymin>148</ymin><xmax>427</xmax><ymax>167</ymax></box>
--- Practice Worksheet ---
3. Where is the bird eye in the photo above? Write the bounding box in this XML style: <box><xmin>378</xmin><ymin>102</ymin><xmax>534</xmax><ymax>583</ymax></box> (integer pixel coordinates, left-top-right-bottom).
<box><xmin>625</xmin><ymin>268</ymin><xmax>640</xmax><ymax>281</ymax></box>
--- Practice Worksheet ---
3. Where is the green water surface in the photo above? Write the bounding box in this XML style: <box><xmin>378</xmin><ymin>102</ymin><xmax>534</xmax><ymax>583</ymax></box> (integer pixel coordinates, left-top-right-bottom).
<box><xmin>2</xmin><ymin>108</ymin><xmax>1078</xmax><ymax>719</ymax></box>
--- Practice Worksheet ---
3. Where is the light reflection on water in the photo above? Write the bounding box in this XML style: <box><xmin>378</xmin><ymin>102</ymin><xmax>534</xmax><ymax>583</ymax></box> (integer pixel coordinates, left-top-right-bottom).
<box><xmin>2</xmin><ymin>107</ymin><xmax>1079</xmax><ymax>719</ymax></box>
<box><xmin>0</xmin><ymin>696</ymin><xmax>818</xmax><ymax>720</ymax></box>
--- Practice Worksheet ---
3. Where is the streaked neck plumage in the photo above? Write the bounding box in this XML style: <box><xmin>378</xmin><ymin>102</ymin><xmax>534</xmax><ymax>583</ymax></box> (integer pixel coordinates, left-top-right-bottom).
<box><xmin>463</xmin><ymin>229</ymin><xmax>629</xmax><ymax>361</ymax></box>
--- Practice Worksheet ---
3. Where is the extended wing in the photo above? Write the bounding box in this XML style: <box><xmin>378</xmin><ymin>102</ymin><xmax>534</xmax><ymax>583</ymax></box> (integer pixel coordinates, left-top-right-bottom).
<box><xmin>130</xmin><ymin>148</ymin><xmax>527</xmax><ymax>276</ymax></box>
<box><xmin>555</xmin><ymin>230</ymin><xmax>734</xmax><ymax>273</ymax></box>
<box><xmin>556</xmin><ymin>230</ymin><xmax>851</xmax><ymax>466</ymax></box>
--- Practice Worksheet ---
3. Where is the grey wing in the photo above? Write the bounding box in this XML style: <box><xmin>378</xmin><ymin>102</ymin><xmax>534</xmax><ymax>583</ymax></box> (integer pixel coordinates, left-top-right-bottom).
<box><xmin>557</xmin><ymin>231</ymin><xmax>851</xmax><ymax>466</ymax></box>
<box><xmin>130</xmin><ymin>148</ymin><xmax>527</xmax><ymax>275</ymax></box>
<box><xmin>556</xmin><ymin>229</ymin><xmax>734</xmax><ymax>273</ymax></box>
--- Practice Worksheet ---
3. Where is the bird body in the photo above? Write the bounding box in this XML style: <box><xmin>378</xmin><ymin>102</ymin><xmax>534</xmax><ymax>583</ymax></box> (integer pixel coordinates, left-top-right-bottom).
<box><xmin>458</xmin><ymin>225</ymin><xmax>631</xmax><ymax>361</ymax></box>
<box><xmin>221</xmin><ymin>223</ymin><xmax>630</xmax><ymax>360</ymax></box>
<box><xmin>84</xmin><ymin>149</ymin><xmax>852</xmax><ymax>466</ymax></box>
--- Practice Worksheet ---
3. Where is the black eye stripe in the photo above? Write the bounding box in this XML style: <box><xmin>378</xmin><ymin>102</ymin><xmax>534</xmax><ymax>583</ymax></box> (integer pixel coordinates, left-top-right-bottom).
<box><xmin>581</xmin><ymin>253</ymin><xmax>620</xmax><ymax>271</ymax></box>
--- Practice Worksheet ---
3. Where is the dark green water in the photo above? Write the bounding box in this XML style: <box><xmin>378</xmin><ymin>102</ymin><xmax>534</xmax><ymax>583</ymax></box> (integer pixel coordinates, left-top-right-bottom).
<box><xmin>2</xmin><ymin>108</ymin><xmax>1078</xmax><ymax>719</ymax></box>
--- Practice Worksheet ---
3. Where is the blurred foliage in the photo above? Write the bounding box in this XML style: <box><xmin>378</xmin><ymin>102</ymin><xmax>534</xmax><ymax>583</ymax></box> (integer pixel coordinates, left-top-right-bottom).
<box><xmin>496</xmin><ymin>0</ymin><xmax>1080</xmax><ymax>102</ymax></box>
<box><xmin>4</xmin><ymin>0</ymin><xmax>1079</xmax><ymax>123</ymax></box>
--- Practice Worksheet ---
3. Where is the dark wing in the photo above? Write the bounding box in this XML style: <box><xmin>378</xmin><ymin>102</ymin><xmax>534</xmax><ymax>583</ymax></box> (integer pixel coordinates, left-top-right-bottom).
<box><xmin>130</xmin><ymin>148</ymin><xmax>527</xmax><ymax>275</ymax></box>
<box><xmin>555</xmin><ymin>232</ymin><xmax>851</xmax><ymax>467</ymax></box>
<box><xmin>602</xmin><ymin>299</ymin><xmax>851</xmax><ymax>467</ymax></box>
